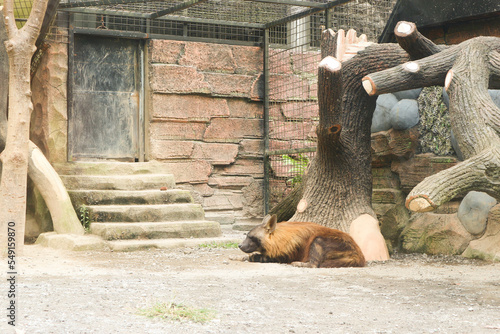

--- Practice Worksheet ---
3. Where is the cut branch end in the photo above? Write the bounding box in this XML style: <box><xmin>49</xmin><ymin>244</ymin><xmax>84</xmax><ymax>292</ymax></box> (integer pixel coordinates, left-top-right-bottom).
<box><xmin>321</xmin><ymin>28</ymin><xmax>335</xmax><ymax>40</ymax></box>
<box><xmin>297</xmin><ymin>199</ymin><xmax>308</xmax><ymax>213</ymax></box>
<box><xmin>406</xmin><ymin>196</ymin><xmax>436</xmax><ymax>212</ymax></box>
<box><xmin>402</xmin><ymin>61</ymin><xmax>420</xmax><ymax>73</ymax></box>
<box><xmin>361</xmin><ymin>76</ymin><xmax>375</xmax><ymax>95</ymax></box>
<box><xmin>319</xmin><ymin>56</ymin><xmax>341</xmax><ymax>72</ymax></box>
<box><xmin>445</xmin><ymin>69</ymin><xmax>453</xmax><ymax>91</ymax></box>
<box><xmin>395</xmin><ymin>21</ymin><xmax>415</xmax><ymax>37</ymax></box>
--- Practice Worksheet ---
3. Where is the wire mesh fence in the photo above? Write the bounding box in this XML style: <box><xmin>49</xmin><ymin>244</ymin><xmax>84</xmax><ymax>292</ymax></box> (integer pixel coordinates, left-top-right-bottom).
<box><xmin>3</xmin><ymin>0</ymin><xmax>397</xmax><ymax>212</ymax></box>
<box><xmin>265</xmin><ymin>0</ymin><xmax>397</xmax><ymax>211</ymax></box>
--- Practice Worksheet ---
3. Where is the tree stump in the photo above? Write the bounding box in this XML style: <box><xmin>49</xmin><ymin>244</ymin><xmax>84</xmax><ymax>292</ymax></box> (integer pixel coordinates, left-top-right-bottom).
<box><xmin>270</xmin><ymin>28</ymin><xmax>412</xmax><ymax>260</ymax></box>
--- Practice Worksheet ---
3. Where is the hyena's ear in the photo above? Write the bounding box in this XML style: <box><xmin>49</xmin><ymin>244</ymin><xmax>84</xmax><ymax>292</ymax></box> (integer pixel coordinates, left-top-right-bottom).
<box><xmin>263</xmin><ymin>214</ymin><xmax>278</xmax><ymax>233</ymax></box>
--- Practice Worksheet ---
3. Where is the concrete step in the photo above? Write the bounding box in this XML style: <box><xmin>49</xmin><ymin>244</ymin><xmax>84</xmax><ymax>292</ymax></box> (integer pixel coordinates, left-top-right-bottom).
<box><xmin>91</xmin><ymin>221</ymin><xmax>221</xmax><ymax>240</ymax></box>
<box><xmin>87</xmin><ymin>203</ymin><xmax>205</xmax><ymax>223</ymax></box>
<box><xmin>107</xmin><ymin>235</ymin><xmax>243</xmax><ymax>252</ymax></box>
<box><xmin>61</xmin><ymin>174</ymin><xmax>175</xmax><ymax>191</ymax></box>
<box><xmin>53</xmin><ymin>161</ymin><xmax>172</xmax><ymax>175</ymax></box>
<box><xmin>69</xmin><ymin>189</ymin><xmax>194</xmax><ymax>206</ymax></box>
<box><xmin>35</xmin><ymin>230</ymin><xmax>246</xmax><ymax>252</ymax></box>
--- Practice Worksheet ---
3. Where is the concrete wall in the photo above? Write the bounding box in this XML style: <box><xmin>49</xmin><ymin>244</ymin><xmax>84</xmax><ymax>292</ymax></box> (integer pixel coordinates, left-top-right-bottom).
<box><xmin>147</xmin><ymin>40</ymin><xmax>265</xmax><ymax>226</ymax></box>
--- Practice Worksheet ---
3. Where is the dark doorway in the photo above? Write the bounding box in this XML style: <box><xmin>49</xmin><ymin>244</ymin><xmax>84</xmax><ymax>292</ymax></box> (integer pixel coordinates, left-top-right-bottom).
<box><xmin>68</xmin><ymin>34</ymin><xmax>143</xmax><ymax>161</ymax></box>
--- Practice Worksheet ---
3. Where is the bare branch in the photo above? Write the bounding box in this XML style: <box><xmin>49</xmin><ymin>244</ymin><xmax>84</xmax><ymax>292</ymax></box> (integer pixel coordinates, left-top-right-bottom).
<box><xmin>23</xmin><ymin>0</ymin><xmax>49</xmax><ymax>46</ymax></box>
<box><xmin>2</xmin><ymin>1</ymin><xmax>17</xmax><ymax>39</ymax></box>
<box><xmin>394</xmin><ymin>21</ymin><xmax>446</xmax><ymax>59</ymax></box>
<box><xmin>406</xmin><ymin>147</ymin><xmax>500</xmax><ymax>211</ymax></box>
<box><xmin>321</xmin><ymin>28</ymin><xmax>336</xmax><ymax>59</ymax></box>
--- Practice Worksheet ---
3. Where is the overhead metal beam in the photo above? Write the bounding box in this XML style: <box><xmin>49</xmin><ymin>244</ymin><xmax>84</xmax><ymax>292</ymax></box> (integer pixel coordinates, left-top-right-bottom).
<box><xmin>60</xmin><ymin>0</ymin><xmax>148</xmax><ymax>9</ymax></box>
<box><xmin>264</xmin><ymin>0</ymin><xmax>354</xmax><ymax>28</ymax></box>
<box><xmin>61</xmin><ymin>0</ymin><xmax>328</xmax><ymax>10</ymax></box>
<box><xmin>150</xmin><ymin>0</ymin><xmax>208</xmax><ymax>19</ymax></box>
<box><xmin>245</xmin><ymin>0</ymin><xmax>324</xmax><ymax>8</ymax></box>
<box><xmin>62</xmin><ymin>7</ymin><xmax>266</xmax><ymax>29</ymax></box>
<box><xmin>61</xmin><ymin>7</ymin><xmax>152</xmax><ymax>19</ymax></box>
<box><xmin>157</xmin><ymin>14</ymin><xmax>265</xmax><ymax>29</ymax></box>
<box><xmin>72</xmin><ymin>26</ymin><xmax>148</xmax><ymax>38</ymax></box>
<box><xmin>72</xmin><ymin>27</ymin><xmax>263</xmax><ymax>46</ymax></box>
<box><xmin>61</xmin><ymin>0</ymin><xmax>356</xmax><ymax>30</ymax></box>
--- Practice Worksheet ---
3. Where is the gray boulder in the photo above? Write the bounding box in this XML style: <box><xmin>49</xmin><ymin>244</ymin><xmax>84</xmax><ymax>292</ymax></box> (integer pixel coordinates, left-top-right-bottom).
<box><xmin>489</xmin><ymin>89</ymin><xmax>500</xmax><ymax>109</ymax></box>
<box><xmin>393</xmin><ymin>88</ymin><xmax>422</xmax><ymax>101</ymax></box>
<box><xmin>462</xmin><ymin>204</ymin><xmax>500</xmax><ymax>262</ymax></box>
<box><xmin>390</xmin><ymin>99</ymin><xmax>420</xmax><ymax>130</ymax></box>
<box><xmin>458</xmin><ymin>191</ymin><xmax>497</xmax><ymax>235</ymax></box>
<box><xmin>371</xmin><ymin>94</ymin><xmax>398</xmax><ymax>133</ymax></box>
<box><xmin>372</xmin><ymin>93</ymin><xmax>398</xmax><ymax>133</ymax></box>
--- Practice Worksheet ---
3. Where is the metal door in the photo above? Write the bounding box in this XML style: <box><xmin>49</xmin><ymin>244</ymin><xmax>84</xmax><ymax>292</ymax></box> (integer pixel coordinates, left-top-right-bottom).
<box><xmin>68</xmin><ymin>34</ymin><xmax>142</xmax><ymax>161</ymax></box>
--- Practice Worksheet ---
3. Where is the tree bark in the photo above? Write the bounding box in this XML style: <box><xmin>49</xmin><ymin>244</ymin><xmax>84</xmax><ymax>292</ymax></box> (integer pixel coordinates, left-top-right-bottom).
<box><xmin>268</xmin><ymin>28</ymin><xmax>409</xmax><ymax>260</ymax></box>
<box><xmin>394</xmin><ymin>21</ymin><xmax>447</xmax><ymax>59</ymax></box>
<box><xmin>1</xmin><ymin>0</ymin><xmax>49</xmax><ymax>255</ymax></box>
<box><xmin>362</xmin><ymin>22</ymin><xmax>500</xmax><ymax>212</ymax></box>
<box><xmin>268</xmin><ymin>180</ymin><xmax>304</xmax><ymax>222</ymax></box>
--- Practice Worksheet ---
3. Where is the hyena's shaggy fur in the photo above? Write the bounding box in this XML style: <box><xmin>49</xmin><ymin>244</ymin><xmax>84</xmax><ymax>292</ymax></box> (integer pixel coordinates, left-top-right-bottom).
<box><xmin>238</xmin><ymin>214</ymin><xmax>365</xmax><ymax>268</ymax></box>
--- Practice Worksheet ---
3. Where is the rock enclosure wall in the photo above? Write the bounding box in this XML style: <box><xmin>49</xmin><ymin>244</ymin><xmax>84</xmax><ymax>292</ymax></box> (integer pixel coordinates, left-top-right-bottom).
<box><xmin>29</xmin><ymin>34</ymin><xmax>500</xmax><ymax>260</ymax></box>
<box><xmin>148</xmin><ymin>40</ymin><xmax>265</xmax><ymax>226</ymax></box>
<box><xmin>371</xmin><ymin>89</ymin><xmax>500</xmax><ymax>261</ymax></box>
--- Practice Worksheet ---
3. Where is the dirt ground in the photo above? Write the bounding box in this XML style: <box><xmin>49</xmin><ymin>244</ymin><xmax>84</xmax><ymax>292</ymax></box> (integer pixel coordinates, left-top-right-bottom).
<box><xmin>2</xmin><ymin>233</ymin><xmax>500</xmax><ymax>334</ymax></box>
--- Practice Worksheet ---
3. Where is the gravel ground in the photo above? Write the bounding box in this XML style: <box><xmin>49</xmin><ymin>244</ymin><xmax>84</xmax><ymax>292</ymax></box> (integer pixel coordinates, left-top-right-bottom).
<box><xmin>1</xmin><ymin>234</ymin><xmax>500</xmax><ymax>334</ymax></box>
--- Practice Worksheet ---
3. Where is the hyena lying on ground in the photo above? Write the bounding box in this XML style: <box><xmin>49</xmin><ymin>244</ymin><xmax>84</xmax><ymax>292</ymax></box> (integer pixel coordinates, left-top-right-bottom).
<box><xmin>236</xmin><ymin>214</ymin><xmax>365</xmax><ymax>268</ymax></box>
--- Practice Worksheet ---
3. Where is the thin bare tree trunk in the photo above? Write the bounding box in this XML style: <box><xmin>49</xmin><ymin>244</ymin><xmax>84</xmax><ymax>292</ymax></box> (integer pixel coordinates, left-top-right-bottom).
<box><xmin>1</xmin><ymin>0</ymin><xmax>48</xmax><ymax>255</ymax></box>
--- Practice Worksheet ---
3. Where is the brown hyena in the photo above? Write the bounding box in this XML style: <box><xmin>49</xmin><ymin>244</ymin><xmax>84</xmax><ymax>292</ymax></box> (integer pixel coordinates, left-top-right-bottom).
<box><xmin>237</xmin><ymin>214</ymin><xmax>365</xmax><ymax>268</ymax></box>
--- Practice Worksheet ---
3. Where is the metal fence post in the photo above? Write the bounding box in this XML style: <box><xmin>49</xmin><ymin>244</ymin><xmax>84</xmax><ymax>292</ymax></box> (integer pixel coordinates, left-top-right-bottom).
<box><xmin>263</xmin><ymin>27</ymin><xmax>270</xmax><ymax>215</ymax></box>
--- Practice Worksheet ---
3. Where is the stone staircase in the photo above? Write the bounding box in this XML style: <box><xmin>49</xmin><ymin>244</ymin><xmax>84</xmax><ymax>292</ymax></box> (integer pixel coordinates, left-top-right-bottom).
<box><xmin>54</xmin><ymin>161</ymin><xmax>223</xmax><ymax>250</ymax></box>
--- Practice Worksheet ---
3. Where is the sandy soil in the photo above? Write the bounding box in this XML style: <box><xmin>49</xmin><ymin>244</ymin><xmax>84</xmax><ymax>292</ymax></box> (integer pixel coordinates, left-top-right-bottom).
<box><xmin>1</xmin><ymin>236</ymin><xmax>500</xmax><ymax>334</ymax></box>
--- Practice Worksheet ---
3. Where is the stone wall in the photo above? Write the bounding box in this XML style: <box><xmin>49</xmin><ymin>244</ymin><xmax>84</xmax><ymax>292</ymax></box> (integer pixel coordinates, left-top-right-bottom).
<box><xmin>147</xmin><ymin>40</ymin><xmax>265</xmax><ymax>226</ymax></box>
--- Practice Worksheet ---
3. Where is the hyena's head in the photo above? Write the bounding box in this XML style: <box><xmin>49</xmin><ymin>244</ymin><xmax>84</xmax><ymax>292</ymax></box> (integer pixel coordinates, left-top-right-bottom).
<box><xmin>239</xmin><ymin>214</ymin><xmax>278</xmax><ymax>254</ymax></box>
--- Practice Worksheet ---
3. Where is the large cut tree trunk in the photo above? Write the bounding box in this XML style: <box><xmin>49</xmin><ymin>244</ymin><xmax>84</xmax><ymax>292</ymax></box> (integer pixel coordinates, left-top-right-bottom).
<box><xmin>272</xmin><ymin>28</ymin><xmax>410</xmax><ymax>260</ymax></box>
<box><xmin>0</xmin><ymin>0</ymin><xmax>49</xmax><ymax>255</ymax></box>
<box><xmin>362</xmin><ymin>22</ymin><xmax>500</xmax><ymax>211</ymax></box>
<box><xmin>288</xmin><ymin>30</ymin><xmax>408</xmax><ymax>226</ymax></box>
